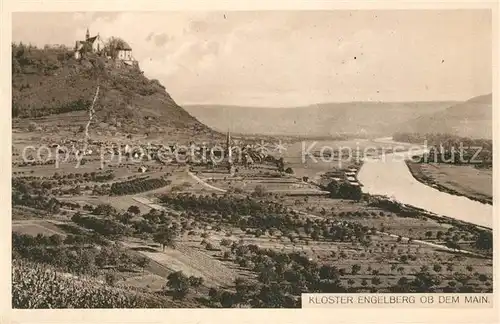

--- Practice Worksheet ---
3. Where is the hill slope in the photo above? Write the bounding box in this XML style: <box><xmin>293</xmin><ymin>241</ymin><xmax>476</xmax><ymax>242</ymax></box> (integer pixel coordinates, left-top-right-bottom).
<box><xmin>396</xmin><ymin>94</ymin><xmax>492</xmax><ymax>139</ymax></box>
<box><xmin>12</xmin><ymin>259</ymin><xmax>192</xmax><ymax>308</ymax></box>
<box><xmin>184</xmin><ymin>101</ymin><xmax>457</xmax><ymax>137</ymax></box>
<box><xmin>11</xmin><ymin>44</ymin><xmax>218</xmax><ymax>141</ymax></box>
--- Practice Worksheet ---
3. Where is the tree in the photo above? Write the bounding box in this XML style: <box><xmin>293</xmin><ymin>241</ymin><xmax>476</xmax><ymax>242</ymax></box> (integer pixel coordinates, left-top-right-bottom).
<box><xmin>412</xmin><ymin>270</ymin><xmax>441</xmax><ymax>292</ymax></box>
<box><xmin>220</xmin><ymin>290</ymin><xmax>235</xmax><ymax>308</ymax></box>
<box><xmin>208</xmin><ymin>287</ymin><xmax>220</xmax><ymax>301</ymax></box>
<box><xmin>319</xmin><ymin>265</ymin><xmax>339</xmax><ymax>280</ymax></box>
<box><xmin>49</xmin><ymin>234</ymin><xmax>63</xmax><ymax>246</ymax></box>
<box><xmin>105</xmin><ymin>271</ymin><xmax>119</xmax><ymax>286</ymax></box>
<box><xmin>253</xmin><ymin>185</ymin><xmax>267</xmax><ymax>197</ymax></box>
<box><xmin>119</xmin><ymin>212</ymin><xmax>134</xmax><ymax>224</ymax></box>
<box><xmin>166</xmin><ymin>271</ymin><xmax>190</xmax><ymax>299</ymax></box>
<box><xmin>397</xmin><ymin>277</ymin><xmax>409</xmax><ymax>289</ymax></box>
<box><xmin>425</xmin><ymin>231</ymin><xmax>433</xmax><ymax>239</ymax></box>
<box><xmin>445</xmin><ymin>239</ymin><xmax>460</xmax><ymax>251</ymax></box>
<box><xmin>234</xmin><ymin>278</ymin><xmax>252</xmax><ymax>299</ymax></box>
<box><xmin>188</xmin><ymin>276</ymin><xmax>204</xmax><ymax>292</ymax></box>
<box><xmin>104</xmin><ymin>37</ymin><xmax>129</xmax><ymax>59</ymax></box>
<box><xmin>127</xmin><ymin>205</ymin><xmax>141</xmax><ymax>215</ymax></box>
<box><xmin>71</xmin><ymin>212</ymin><xmax>83</xmax><ymax>223</ymax></box>
<box><xmin>136</xmin><ymin>256</ymin><xmax>149</xmax><ymax>273</ymax></box>
<box><xmin>220</xmin><ymin>239</ymin><xmax>233</xmax><ymax>247</ymax></box>
<box><xmin>153</xmin><ymin>227</ymin><xmax>177</xmax><ymax>251</ymax></box>
<box><xmin>474</xmin><ymin>231</ymin><xmax>493</xmax><ymax>251</ymax></box>
<box><xmin>351</xmin><ymin>264</ymin><xmax>361</xmax><ymax>275</ymax></box>
<box><xmin>433</xmin><ymin>264</ymin><xmax>442</xmax><ymax>273</ymax></box>
<box><xmin>93</xmin><ymin>204</ymin><xmax>116</xmax><ymax>217</ymax></box>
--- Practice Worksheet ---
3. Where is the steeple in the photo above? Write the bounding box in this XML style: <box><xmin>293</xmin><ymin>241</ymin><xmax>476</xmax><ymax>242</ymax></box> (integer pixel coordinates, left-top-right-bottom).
<box><xmin>226</xmin><ymin>129</ymin><xmax>232</xmax><ymax>163</ymax></box>
<box><xmin>85</xmin><ymin>28</ymin><xmax>90</xmax><ymax>41</ymax></box>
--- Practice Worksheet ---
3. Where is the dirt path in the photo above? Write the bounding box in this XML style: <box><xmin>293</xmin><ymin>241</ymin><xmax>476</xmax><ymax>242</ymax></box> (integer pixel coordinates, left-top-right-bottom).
<box><xmin>377</xmin><ymin>231</ymin><xmax>486</xmax><ymax>258</ymax></box>
<box><xmin>187</xmin><ymin>171</ymin><xmax>227</xmax><ymax>193</ymax></box>
<box><xmin>131</xmin><ymin>196</ymin><xmax>180</xmax><ymax>215</ymax></box>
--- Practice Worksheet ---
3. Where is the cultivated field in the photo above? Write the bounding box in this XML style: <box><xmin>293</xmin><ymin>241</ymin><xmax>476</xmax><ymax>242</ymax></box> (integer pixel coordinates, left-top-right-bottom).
<box><xmin>11</xmin><ymin>130</ymin><xmax>494</xmax><ymax>308</ymax></box>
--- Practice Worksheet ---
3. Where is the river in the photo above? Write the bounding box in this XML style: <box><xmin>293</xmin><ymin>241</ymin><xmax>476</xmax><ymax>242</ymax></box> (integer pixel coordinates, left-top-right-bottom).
<box><xmin>357</xmin><ymin>138</ymin><xmax>492</xmax><ymax>228</ymax></box>
<box><xmin>283</xmin><ymin>137</ymin><xmax>492</xmax><ymax>228</ymax></box>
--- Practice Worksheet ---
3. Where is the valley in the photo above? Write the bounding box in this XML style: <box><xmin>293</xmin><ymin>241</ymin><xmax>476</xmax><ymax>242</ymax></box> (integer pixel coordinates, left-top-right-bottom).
<box><xmin>10</xmin><ymin>36</ymin><xmax>493</xmax><ymax>310</ymax></box>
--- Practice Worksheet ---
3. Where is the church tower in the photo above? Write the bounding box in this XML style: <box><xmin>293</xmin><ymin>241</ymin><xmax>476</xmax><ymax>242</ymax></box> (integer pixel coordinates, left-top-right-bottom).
<box><xmin>226</xmin><ymin>130</ymin><xmax>232</xmax><ymax>164</ymax></box>
<box><xmin>85</xmin><ymin>28</ymin><xmax>90</xmax><ymax>41</ymax></box>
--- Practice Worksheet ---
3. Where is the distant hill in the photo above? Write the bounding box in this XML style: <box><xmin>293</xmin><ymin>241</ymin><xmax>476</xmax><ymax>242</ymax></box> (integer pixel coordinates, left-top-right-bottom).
<box><xmin>11</xmin><ymin>43</ymin><xmax>219</xmax><ymax>141</ymax></box>
<box><xmin>184</xmin><ymin>101</ymin><xmax>458</xmax><ymax>137</ymax></box>
<box><xmin>397</xmin><ymin>94</ymin><xmax>492</xmax><ymax>139</ymax></box>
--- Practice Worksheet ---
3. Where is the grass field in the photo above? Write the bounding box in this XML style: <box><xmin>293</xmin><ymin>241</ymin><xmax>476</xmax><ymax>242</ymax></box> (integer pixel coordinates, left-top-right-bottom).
<box><xmin>408</xmin><ymin>162</ymin><xmax>492</xmax><ymax>204</ymax></box>
<box><xmin>12</xmin><ymin>220</ymin><xmax>68</xmax><ymax>237</ymax></box>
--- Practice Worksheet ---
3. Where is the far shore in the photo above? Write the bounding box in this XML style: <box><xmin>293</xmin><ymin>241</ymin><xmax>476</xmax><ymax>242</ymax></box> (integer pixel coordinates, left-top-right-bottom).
<box><xmin>405</xmin><ymin>161</ymin><xmax>493</xmax><ymax>206</ymax></box>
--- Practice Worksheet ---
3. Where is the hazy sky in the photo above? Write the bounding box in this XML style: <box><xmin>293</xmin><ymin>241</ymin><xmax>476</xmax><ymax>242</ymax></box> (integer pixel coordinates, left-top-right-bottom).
<box><xmin>12</xmin><ymin>10</ymin><xmax>492</xmax><ymax>107</ymax></box>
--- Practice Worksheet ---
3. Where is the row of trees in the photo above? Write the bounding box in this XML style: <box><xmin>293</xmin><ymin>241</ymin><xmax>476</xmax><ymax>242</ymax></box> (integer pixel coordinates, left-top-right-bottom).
<box><xmin>110</xmin><ymin>177</ymin><xmax>171</xmax><ymax>196</ymax></box>
<box><xmin>72</xmin><ymin>213</ymin><xmax>130</xmax><ymax>237</ymax></box>
<box><xmin>13</xmin><ymin>232</ymin><xmax>150</xmax><ymax>276</ymax></box>
<box><xmin>12</xmin><ymin>191</ymin><xmax>61</xmax><ymax>214</ymax></box>
<box><xmin>159</xmin><ymin>193</ymin><xmax>288</xmax><ymax>218</ymax></box>
<box><xmin>159</xmin><ymin>193</ymin><xmax>372</xmax><ymax>244</ymax></box>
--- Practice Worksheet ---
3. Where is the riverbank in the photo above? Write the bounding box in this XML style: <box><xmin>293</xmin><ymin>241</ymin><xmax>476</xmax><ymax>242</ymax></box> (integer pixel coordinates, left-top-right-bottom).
<box><xmin>366</xmin><ymin>193</ymin><xmax>491</xmax><ymax>233</ymax></box>
<box><xmin>358</xmin><ymin>139</ymin><xmax>492</xmax><ymax>228</ymax></box>
<box><xmin>405</xmin><ymin>161</ymin><xmax>493</xmax><ymax>205</ymax></box>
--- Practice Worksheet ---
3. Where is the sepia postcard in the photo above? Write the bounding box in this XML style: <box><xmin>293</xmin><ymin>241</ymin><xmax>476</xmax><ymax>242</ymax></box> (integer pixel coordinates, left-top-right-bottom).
<box><xmin>1</xmin><ymin>1</ymin><xmax>498</xmax><ymax>324</ymax></box>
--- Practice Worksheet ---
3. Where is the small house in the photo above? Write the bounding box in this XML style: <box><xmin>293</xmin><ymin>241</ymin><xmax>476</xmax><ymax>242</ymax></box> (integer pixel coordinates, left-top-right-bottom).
<box><xmin>117</xmin><ymin>42</ymin><xmax>134</xmax><ymax>62</ymax></box>
<box><xmin>138</xmin><ymin>166</ymin><xmax>148</xmax><ymax>173</ymax></box>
